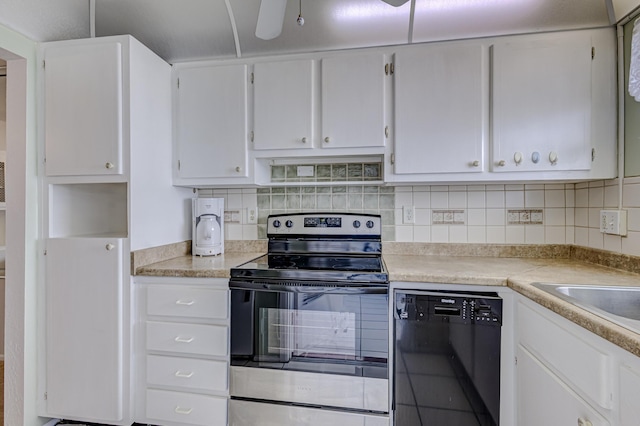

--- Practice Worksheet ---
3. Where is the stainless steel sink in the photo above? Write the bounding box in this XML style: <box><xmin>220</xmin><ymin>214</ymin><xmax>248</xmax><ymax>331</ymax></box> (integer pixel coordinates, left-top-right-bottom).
<box><xmin>530</xmin><ymin>283</ymin><xmax>640</xmax><ymax>334</ymax></box>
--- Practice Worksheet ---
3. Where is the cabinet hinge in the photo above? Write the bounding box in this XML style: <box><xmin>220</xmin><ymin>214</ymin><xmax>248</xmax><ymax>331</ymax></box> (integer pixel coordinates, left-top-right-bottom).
<box><xmin>390</xmin><ymin>153</ymin><xmax>395</xmax><ymax>165</ymax></box>
<box><xmin>251</xmin><ymin>72</ymin><xmax>254</xmax><ymax>84</ymax></box>
<box><xmin>591</xmin><ymin>47</ymin><xmax>595</xmax><ymax>60</ymax></box>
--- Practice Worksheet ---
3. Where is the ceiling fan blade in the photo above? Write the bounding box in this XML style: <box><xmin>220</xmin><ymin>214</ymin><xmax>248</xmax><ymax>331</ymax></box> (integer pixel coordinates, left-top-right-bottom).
<box><xmin>256</xmin><ymin>0</ymin><xmax>288</xmax><ymax>40</ymax></box>
<box><xmin>380</xmin><ymin>0</ymin><xmax>410</xmax><ymax>6</ymax></box>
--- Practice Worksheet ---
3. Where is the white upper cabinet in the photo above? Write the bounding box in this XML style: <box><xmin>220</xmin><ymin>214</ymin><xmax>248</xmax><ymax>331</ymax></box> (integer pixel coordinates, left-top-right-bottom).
<box><xmin>44</xmin><ymin>42</ymin><xmax>123</xmax><ymax>176</ymax></box>
<box><xmin>393</xmin><ymin>43</ymin><xmax>486</xmax><ymax>175</ymax></box>
<box><xmin>491</xmin><ymin>31</ymin><xmax>593</xmax><ymax>172</ymax></box>
<box><xmin>321</xmin><ymin>54</ymin><xmax>386</xmax><ymax>149</ymax></box>
<box><xmin>253</xmin><ymin>59</ymin><xmax>315</xmax><ymax>150</ymax></box>
<box><xmin>174</xmin><ymin>64</ymin><xmax>249</xmax><ymax>181</ymax></box>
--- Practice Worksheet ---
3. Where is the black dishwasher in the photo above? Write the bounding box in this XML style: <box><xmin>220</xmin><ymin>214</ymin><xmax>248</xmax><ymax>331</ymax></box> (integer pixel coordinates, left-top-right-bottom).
<box><xmin>393</xmin><ymin>290</ymin><xmax>502</xmax><ymax>426</ymax></box>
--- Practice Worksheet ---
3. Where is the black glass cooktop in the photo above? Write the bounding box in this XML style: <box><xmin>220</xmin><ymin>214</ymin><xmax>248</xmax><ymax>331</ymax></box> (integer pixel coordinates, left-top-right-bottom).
<box><xmin>230</xmin><ymin>254</ymin><xmax>389</xmax><ymax>284</ymax></box>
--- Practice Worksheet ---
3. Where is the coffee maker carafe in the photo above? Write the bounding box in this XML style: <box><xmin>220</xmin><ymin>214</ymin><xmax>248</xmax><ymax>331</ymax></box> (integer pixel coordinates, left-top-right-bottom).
<box><xmin>192</xmin><ymin>198</ymin><xmax>224</xmax><ymax>256</ymax></box>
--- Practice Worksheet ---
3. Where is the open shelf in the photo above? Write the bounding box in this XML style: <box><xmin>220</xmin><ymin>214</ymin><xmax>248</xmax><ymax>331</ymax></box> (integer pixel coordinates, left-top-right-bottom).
<box><xmin>48</xmin><ymin>183</ymin><xmax>128</xmax><ymax>238</ymax></box>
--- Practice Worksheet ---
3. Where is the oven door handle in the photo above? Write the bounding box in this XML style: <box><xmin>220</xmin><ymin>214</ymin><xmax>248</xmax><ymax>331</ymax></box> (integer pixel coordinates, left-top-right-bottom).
<box><xmin>229</xmin><ymin>281</ymin><xmax>388</xmax><ymax>294</ymax></box>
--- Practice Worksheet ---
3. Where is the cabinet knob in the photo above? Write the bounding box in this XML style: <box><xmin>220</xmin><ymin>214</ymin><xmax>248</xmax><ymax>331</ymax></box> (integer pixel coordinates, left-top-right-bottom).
<box><xmin>471</xmin><ymin>160</ymin><xmax>480</xmax><ymax>167</ymax></box>
<box><xmin>174</xmin><ymin>336</ymin><xmax>194</xmax><ymax>343</ymax></box>
<box><xmin>105</xmin><ymin>162</ymin><xmax>114</xmax><ymax>169</ymax></box>
<box><xmin>514</xmin><ymin>152</ymin><xmax>523</xmax><ymax>165</ymax></box>
<box><xmin>174</xmin><ymin>370</ymin><xmax>194</xmax><ymax>378</ymax></box>
<box><xmin>235</xmin><ymin>166</ymin><xmax>241</xmax><ymax>173</ymax></box>
<box><xmin>324</xmin><ymin>137</ymin><xmax>330</xmax><ymax>144</ymax></box>
<box><xmin>497</xmin><ymin>160</ymin><xmax>506</xmax><ymax>167</ymax></box>
<box><xmin>105</xmin><ymin>243</ymin><xmax>115</xmax><ymax>251</ymax></box>
<box><xmin>577</xmin><ymin>418</ymin><xmax>593</xmax><ymax>426</ymax></box>
<box><xmin>385</xmin><ymin>126</ymin><xmax>390</xmax><ymax>138</ymax></box>
<box><xmin>549</xmin><ymin>151</ymin><xmax>558</xmax><ymax>165</ymax></box>
<box><xmin>301</xmin><ymin>137</ymin><xmax>307</xmax><ymax>143</ymax></box>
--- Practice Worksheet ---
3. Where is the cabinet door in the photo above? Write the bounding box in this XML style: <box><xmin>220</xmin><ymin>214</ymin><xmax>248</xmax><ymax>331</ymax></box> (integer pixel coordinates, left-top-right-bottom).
<box><xmin>620</xmin><ymin>362</ymin><xmax>640</xmax><ymax>426</ymax></box>
<box><xmin>321</xmin><ymin>54</ymin><xmax>386</xmax><ymax>149</ymax></box>
<box><xmin>44</xmin><ymin>42</ymin><xmax>124</xmax><ymax>176</ymax></box>
<box><xmin>176</xmin><ymin>65</ymin><xmax>249</xmax><ymax>178</ymax></box>
<box><xmin>45</xmin><ymin>238</ymin><xmax>125</xmax><ymax>422</ymax></box>
<box><xmin>253</xmin><ymin>59</ymin><xmax>314</xmax><ymax>150</ymax></box>
<box><xmin>492</xmin><ymin>32</ymin><xmax>592</xmax><ymax>172</ymax></box>
<box><xmin>394</xmin><ymin>43</ymin><xmax>485</xmax><ymax>174</ymax></box>
<box><xmin>516</xmin><ymin>345</ymin><xmax>609</xmax><ymax>426</ymax></box>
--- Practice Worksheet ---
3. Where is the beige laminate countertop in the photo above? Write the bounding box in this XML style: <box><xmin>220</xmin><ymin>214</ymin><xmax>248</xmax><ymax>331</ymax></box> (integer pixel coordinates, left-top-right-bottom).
<box><xmin>135</xmin><ymin>249</ymin><xmax>640</xmax><ymax>357</ymax></box>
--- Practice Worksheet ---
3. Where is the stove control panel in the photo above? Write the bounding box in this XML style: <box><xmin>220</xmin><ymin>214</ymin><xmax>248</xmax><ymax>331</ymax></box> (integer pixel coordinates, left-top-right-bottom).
<box><xmin>267</xmin><ymin>213</ymin><xmax>382</xmax><ymax>236</ymax></box>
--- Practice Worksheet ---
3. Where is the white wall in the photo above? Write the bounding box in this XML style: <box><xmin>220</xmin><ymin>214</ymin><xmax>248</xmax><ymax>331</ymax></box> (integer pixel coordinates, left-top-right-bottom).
<box><xmin>0</xmin><ymin>22</ymin><xmax>43</xmax><ymax>426</ymax></box>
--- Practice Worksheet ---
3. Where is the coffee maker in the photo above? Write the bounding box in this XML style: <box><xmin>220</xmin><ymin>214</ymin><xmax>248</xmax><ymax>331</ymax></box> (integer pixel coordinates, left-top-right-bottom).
<box><xmin>192</xmin><ymin>198</ymin><xmax>224</xmax><ymax>256</ymax></box>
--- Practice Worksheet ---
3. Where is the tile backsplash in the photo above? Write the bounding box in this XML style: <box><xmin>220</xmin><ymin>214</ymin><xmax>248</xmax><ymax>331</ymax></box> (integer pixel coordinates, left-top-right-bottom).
<box><xmin>199</xmin><ymin>176</ymin><xmax>640</xmax><ymax>257</ymax></box>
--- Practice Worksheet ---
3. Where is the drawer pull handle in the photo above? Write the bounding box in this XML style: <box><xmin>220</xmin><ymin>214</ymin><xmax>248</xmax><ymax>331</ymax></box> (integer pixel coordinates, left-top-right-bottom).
<box><xmin>175</xmin><ymin>406</ymin><xmax>193</xmax><ymax>415</ymax></box>
<box><xmin>175</xmin><ymin>299</ymin><xmax>195</xmax><ymax>306</ymax></box>
<box><xmin>174</xmin><ymin>336</ymin><xmax>194</xmax><ymax>343</ymax></box>
<box><xmin>175</xmin><ymin>370</ymin><xmax>194</xmax><ymax>378</ymax></box>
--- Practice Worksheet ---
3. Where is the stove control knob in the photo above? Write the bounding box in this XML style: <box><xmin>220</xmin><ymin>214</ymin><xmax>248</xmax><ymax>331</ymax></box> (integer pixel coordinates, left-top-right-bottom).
<box><xmin>285</xmin><ymin>220</ymin><xmax>293</xmax><ymax>228</ymax></box>
<box><xmin>366</xmin><ymin>220</ymin><xmax>375</xmax><ymax>229</ymax></box>
<box><xmin>353</xmin><ymin>220</ymin><xmax>361</xmax><ymax>229</ymax></box>
<box><xmin>273</xmin><ymin>220</ymin><xmax>281</xmax><ymax>228</ymax></box>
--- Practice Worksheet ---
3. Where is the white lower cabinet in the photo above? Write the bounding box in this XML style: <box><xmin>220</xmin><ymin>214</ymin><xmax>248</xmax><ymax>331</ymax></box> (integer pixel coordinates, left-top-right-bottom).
<box><xmin>134</xmin><ymin>277</ymin><xmax>230</xmax><ymax>426</ymax></box>
<box><xmin>147</xmin><ymin>389</ymin><xmax>227</xmax><ymax>426</ymax></box>
<box><xmin>620</xmin><ymin>362</ymin><xmax>640</xmax><ymax>426</ymax></box>
<box><xmin>45</xmin><ymin>237</ymin><xmax>126</xmax><ymax>423</ymax></box>
<box><xmin>516</xmin><ymin>345</ymin><xmax>609</xmax><ymax>426</ymax></box>
<box><xmin>515</xmin><ymin>295</ymin><xmax>640</xmax><ymax>426</ymax></box>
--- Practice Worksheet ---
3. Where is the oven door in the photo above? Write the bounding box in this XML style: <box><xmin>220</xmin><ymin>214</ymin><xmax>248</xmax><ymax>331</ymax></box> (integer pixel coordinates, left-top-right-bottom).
<box><xmin>229</xmin><ymin>280</ymin><xmax>389</xmax><ymax>413</ymax></box>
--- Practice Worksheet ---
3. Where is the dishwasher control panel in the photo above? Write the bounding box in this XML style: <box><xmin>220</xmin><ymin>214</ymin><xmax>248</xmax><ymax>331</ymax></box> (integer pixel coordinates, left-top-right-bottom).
<box><xmin>395</xmin><ymin>290</ymin><xmax>502</xmax><ymax>326</ymax></box>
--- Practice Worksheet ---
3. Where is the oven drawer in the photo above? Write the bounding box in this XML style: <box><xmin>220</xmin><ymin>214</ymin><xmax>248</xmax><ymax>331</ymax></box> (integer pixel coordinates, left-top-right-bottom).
<box><xmin>147</xmin><ymin>354</ymin><xmax>228</xmax><ymax>392</ymax></box>
<box><xmin>146</xmin><ymin>388</ymin><xmax>227</xmax><ymax>426</ymax></box>
<box><xmin>147</xmin><ymin>286</ymin><xmax>228</xmax><ymax>320</ymax></box>
<box><xmin>229</xmin><ymin>399</ymin><xmax>389</xmax><ymax>426</ymax></box>
<box><xmin>146</xmin><ymin>321</ymin><xmax>228</xmax><ymax>356</ymax></box>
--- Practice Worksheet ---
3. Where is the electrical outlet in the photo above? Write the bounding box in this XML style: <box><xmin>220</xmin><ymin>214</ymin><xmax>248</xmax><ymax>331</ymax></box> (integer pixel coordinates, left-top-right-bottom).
<box><xmin>247</xmin><ymin>207</ymin><xmax>258</xmax><ymax>224</ymax></box>
<box><xmin>403</xmin><ymin>206</ymin><xmax>415</xmax><ymax>224</ymax></box>
<box><xmin>600</xmin><ymin>210</ymin><xmax>627</xmax><ymax>236</ymax></box>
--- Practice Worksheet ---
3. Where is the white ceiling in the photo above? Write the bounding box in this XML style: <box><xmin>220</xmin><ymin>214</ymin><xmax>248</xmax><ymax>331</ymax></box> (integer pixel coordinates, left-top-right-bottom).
<box><xmin>0</xmin><ymin>0</ymin><xmax>615</xmax><ymax>64</ymax></box>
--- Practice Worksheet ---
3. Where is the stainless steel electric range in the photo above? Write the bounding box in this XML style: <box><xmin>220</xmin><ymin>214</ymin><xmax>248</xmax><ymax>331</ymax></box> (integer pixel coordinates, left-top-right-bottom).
<box><xmin>228</xmin><ymin>213</ymin><xmax>390</xmax><ymax>426</ymax></box>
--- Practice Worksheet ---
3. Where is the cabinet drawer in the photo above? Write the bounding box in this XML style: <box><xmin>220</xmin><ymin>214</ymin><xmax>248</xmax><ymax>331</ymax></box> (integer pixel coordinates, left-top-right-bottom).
<box><xmin>147</xmin><ymin>388</ymin><xmax>227</xmax><ymax>426</ymax></box>
<box><xmin>517</xmin><ymin>301</ymin><xmax>611</xmax><ymax>409</ymax></box>
<box><xmin>147</xmin><ymin>354</ymin><xmax>228</xmax><ymax>392</ymax></box>
<box><xmin>146</xmin><ymin>321</ymin><xmax>228</xmax><ymax>356</ymax></box>
<box><xmin>147</xmin><ymin>286</ymin><xmax>228</xmax><ymax>319</ymax></box>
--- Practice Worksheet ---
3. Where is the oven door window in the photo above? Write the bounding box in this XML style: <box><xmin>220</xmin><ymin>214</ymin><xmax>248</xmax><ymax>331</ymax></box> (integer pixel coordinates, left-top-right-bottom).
<box><xmin>231</xmin><ymin>289</ymin><xmax>388</xmax><ymax>379</ymax></box>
